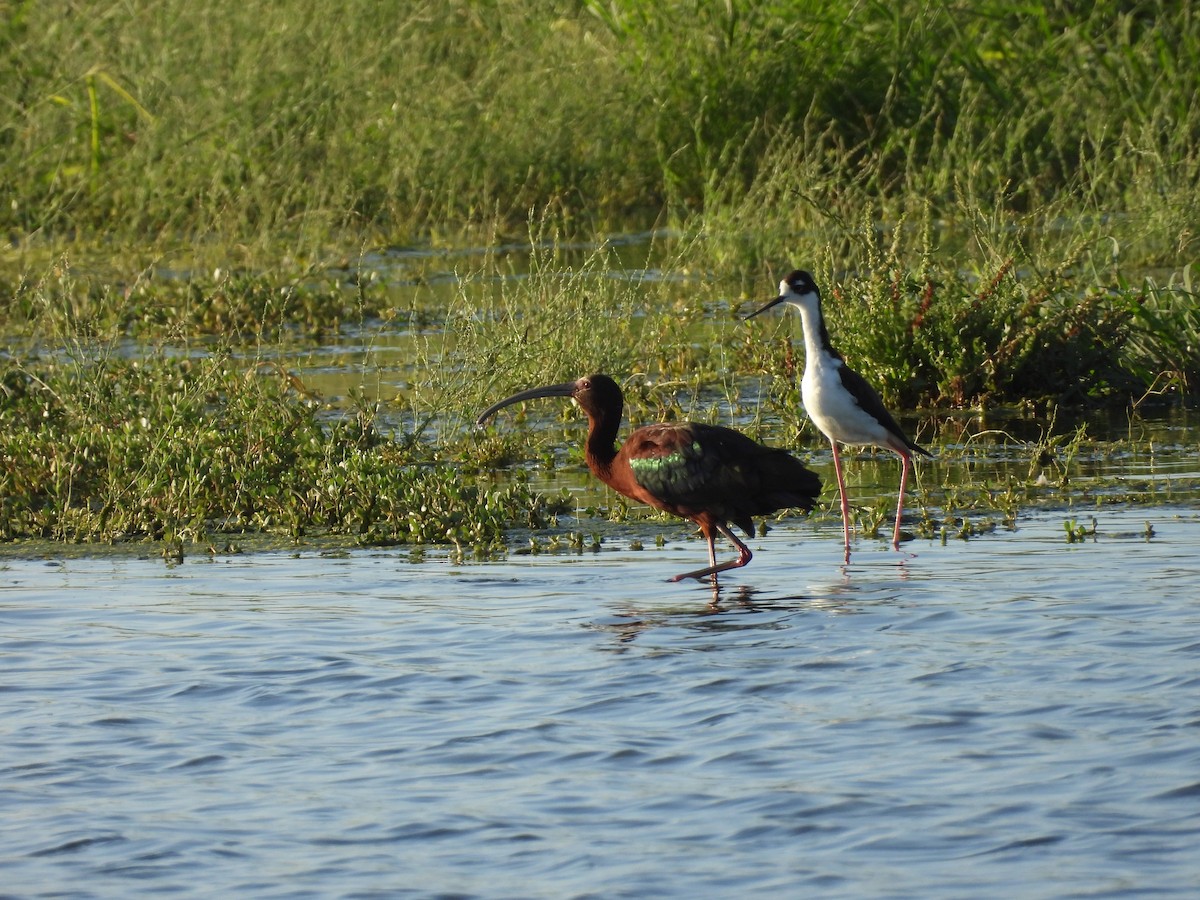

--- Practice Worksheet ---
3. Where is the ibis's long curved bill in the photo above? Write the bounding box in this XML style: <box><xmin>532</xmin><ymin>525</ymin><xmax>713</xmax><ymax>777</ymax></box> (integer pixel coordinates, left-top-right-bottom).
<box><xmin>742</xmin><ymin>295</ymin><xmax>788</xmax><ymax>321</ymax></box>
<box><xmin>475</xmin><ymin>382</ymin><xmax>577</xmax><ymax>427</ymax></box>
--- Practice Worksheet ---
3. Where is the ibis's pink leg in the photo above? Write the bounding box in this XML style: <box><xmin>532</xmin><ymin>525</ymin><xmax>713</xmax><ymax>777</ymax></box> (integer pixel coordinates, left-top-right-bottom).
<box><xmin>892</xmin><ymin>450</ymin><xmax>912</xmax><ymax>551</ymax></box>
<box><xmin>669</xmin><ymin>524</ymin><xmax>753</xmax><ymax>584</ymax></box>
<box><xmin>830</xmin><ymin>440</ymin><xmax>852</xmax><ymax>562</ymax></box>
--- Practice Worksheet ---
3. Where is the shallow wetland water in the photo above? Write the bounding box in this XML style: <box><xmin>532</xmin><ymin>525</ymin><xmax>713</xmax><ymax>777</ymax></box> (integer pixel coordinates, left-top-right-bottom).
<box><xmin>3</xmin><ymin>501</ymin><xmax>1200</xmax><ymax>897</ymax></box>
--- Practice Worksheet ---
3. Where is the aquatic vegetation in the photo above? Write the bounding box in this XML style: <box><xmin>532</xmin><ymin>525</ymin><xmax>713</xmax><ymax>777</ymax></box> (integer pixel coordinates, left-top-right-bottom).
<box><xmin>1064</xmin><ymin>517</ymin><xmax>1097</xmax><ymax>544</ymax></box>
<box><xmin>1118</xmin><ymin>268</ymin><xmax>1200</xmax><ymax>399</ymax></box>
<box><xmin>0</xmin><ymin>351</ymin><xmax>555</xmax><ymax>550</ymax></box>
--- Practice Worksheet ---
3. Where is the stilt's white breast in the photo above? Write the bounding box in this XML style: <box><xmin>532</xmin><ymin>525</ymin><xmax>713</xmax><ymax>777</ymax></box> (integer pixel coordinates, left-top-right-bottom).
<box><xmin>802</xmin><ymin>358</ymin><xmax>895</xmax><ymax>448</ymax></box>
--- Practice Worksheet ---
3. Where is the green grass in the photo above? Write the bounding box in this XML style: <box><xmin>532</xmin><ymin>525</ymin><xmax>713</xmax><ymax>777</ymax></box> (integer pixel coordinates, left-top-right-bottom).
<box><xmin>1</xmin><ymin>0</ymin><xmax>1198</xmax><ymax>551</ymax></box>
<box><xmin>2</xmin><ymin>1</ymin><xmax>1198</xmax><ymax>268</ymax></box>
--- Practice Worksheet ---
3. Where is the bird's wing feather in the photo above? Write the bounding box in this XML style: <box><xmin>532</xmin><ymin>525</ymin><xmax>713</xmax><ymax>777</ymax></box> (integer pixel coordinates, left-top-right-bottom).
<box><xmin>836</xmin><ymin>364</ymin><xmax>931</xmax><ymax>456</ymax></box>
<box><xmin>625</xmin><ymin>423</ymin><xmax>821</xmax><ymax>533</ymax></box>
<box><xmin>624</xmin><ymin>424</ymin><xmax>715</xmax><ymax>503</ymax></box>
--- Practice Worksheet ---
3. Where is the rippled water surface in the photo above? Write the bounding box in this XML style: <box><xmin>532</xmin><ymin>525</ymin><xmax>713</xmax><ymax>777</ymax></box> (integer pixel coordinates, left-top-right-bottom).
<box><xmin>4</xmin><ymin>507</ymin><xmax>1200</xmax><ymax>898</ymax></box>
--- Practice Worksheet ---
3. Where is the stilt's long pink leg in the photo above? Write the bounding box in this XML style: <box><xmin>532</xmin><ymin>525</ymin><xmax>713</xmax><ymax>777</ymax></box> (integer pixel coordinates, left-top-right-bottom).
<box><xmin>831</xmin><ymin>441</ymin><xmax>851</xmax><ymax>562</ymax></box>
<box><xmin>892</xmin><ymin>450</ymin><xmax>912</xmax><ymax>551</ymax></box>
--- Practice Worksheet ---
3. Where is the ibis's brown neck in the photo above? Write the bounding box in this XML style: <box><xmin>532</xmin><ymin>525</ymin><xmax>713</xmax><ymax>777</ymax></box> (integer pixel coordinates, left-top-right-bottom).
<box><xmin>582</xmin><ymin>404</ymin><xmax>622</xmax><ymax>476</ymax></box>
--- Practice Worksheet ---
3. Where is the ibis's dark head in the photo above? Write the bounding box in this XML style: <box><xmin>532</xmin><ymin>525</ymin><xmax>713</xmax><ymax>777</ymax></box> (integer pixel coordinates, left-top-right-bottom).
<box><xmin>475</xmin><ymin>374</ymin><xmax>624</xmax><ymax>427</ymax></box>
<box><xmin>743</xmin><ymin>268</ymin><xmax>821</xmax><ymax>320</ymax></box>
<box><xmin>567</xmin><ymin>374</ymin><xmax>624</xmax><ymax>421</ymax></box>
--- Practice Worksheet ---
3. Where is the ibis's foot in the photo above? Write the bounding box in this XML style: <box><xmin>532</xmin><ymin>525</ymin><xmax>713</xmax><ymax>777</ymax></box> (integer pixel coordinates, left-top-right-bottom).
<box><xmin>669</xmin><ymin>570</ymin><xmax>717</xmax><ymax>584</ymax></box>
<box><xmin>671</xmin><ymin>563</ymin><xmax>735</xmax><ymax>583</ymax></box>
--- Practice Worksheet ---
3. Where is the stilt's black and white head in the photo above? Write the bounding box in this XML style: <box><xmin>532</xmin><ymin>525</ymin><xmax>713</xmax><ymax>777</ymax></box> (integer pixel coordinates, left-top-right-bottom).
<box><xmin>743</xmin><ymin>268</ymin><xmax>841</xmax><ymax>360</ymax></box>
<box><xmin>743</xmin><ymin>269</ymin><xmax>822</xmax><ymax>321</ymax></box>
<box><xmin>778</xmin><ymin>269</ymin><xmax>820</xmax><ymax>305</ymax></box>
<box><xmin>739</xmin><ymin>271</ymin><xmax>825</xmax><ymax>336</ymax></box>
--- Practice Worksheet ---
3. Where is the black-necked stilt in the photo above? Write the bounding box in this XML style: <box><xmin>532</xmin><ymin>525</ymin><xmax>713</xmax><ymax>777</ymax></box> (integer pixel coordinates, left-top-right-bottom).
<box><xmin>745</xmin><ymin>269</ymin><xmax>931</xmax><ymax>560</ymax></box>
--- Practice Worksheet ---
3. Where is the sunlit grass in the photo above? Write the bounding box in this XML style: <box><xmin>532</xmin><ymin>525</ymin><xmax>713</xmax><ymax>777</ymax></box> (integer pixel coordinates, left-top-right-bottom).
<box><xmin>3</xmin><ymin>1</ymin><xmax>1197</xmax><ymax>272</ymax></box>
<box><xmin>1</xmin><ymin>1</ymin><xmax>1198</xmax><ymax>551</ymax></box>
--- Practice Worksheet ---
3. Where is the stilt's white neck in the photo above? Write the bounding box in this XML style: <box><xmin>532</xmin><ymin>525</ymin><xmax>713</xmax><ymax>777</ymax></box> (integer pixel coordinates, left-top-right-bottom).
<box><xmin>787</xmin><ymin>294</ymin><xmax>837</xmax><ymax>366</ymax></box>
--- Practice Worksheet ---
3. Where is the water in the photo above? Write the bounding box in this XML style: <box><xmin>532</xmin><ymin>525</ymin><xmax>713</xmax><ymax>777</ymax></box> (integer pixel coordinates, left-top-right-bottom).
<box><xmin>3</xmin><ymin>506</ymin><xmax>1200</xmax><ymax>898</ymax></box>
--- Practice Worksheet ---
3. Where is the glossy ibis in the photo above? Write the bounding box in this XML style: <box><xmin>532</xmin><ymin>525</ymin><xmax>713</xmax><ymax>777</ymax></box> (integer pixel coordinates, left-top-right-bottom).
<box><xmin>745</xmin><ymin>270</ymin><xmax>931</xmax><ymax>560</ymax></box>
<box><xmin>476</xmin><ymin>374</ymin><xmax>821</xmax><ymax>584</ymax></box>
